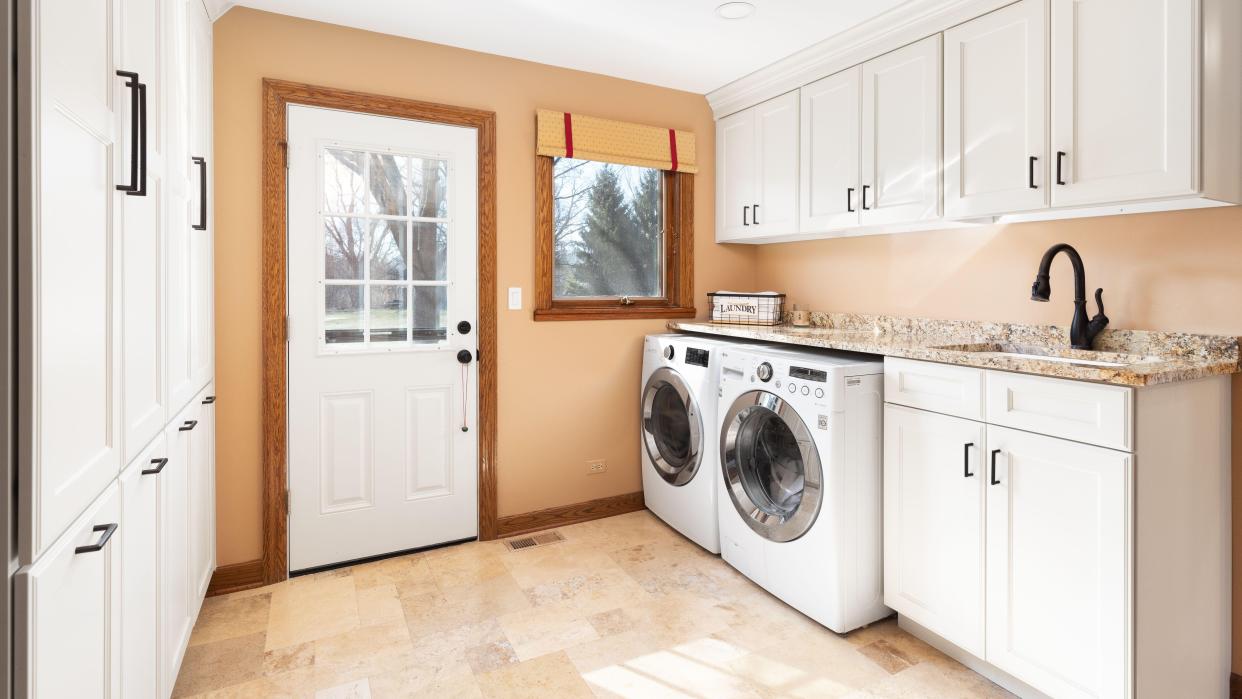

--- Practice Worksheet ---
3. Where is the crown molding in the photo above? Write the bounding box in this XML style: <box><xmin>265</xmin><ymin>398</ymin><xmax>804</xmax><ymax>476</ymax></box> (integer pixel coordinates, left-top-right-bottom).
<box><xmin>706</xmin><ymin>0</ymin><xmax>1012</xmax><ymax>119</ymax></box>
<box><xmin>201</xmin><ymin>0</ymin><xmax>236</xmax><ymax>21</ymax></box>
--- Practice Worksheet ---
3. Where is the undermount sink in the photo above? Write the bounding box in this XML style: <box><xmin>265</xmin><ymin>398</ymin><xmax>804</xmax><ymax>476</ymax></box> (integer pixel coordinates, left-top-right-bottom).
<box><xmin>930</xmin><ymin>343</ymin><xmax>1157</xmax><ymax>368</ymax></box>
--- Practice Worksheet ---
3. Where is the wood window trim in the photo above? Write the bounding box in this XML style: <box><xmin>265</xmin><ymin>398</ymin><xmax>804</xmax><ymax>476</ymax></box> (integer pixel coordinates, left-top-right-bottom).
<box><xmin>261</xmin><ymin>79</ymin><xmax>498</xmax><ymax>586</ymax></box>
<box><xmin>534</xmin><ymin>156</ymin><xmax>695</xmax><ymax>321</ymax></box>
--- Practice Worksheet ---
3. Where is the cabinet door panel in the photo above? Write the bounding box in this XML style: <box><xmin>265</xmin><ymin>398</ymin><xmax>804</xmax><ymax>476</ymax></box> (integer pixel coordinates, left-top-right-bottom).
<box><xmin>1050</xmin><ymin>0</ymin><xmax>1195</xmax><ymax>206</ymax></box>
<box><xmin>716</xmin><ymin>108</ymin><xmax>756</xmax><ymax>241</ymax></box>
<box><xmin>17</xmin><ymin>483</ymin><xmax>122</xmax><ymax>698</ymax></box>
<box><xmin>190</xmin><ymin>387</ymin><xmax>216</xmax><ymax>603</ymax></box>
<box><xmin>122</xmin><ymin>0</ymin><xmax>168</xmax><ymax>461</ymax></box>
<box><xmin>120</xmin><ymin>436</ymin><xmax>165</xmax><ymax>699</ymax></box>
<box><xmin>188</xmin><ymin>0</ymin><xmax>214</xmax><ymax>393</ymax></box>
<box><xmin>985</xmin><ymin>425</ymin><xmax>1129</xmax><ymax>699</ymax></box>
<box><xmin>27</xmin><ymin>0</ymin><xmax>123</xmax><ymax>559</ymax></box>
<box><xmin>861</xmin><ymin>35</ymin><xmax>941</xmax><ymax>225</ymax></box>
<box><xmin>162</xmin><ymin>405</ymin><xmax>196</xmax><ymax>689</ymax></box>
<box><xmin>166</xmin><ymin>0</ymin><xmax>196</xmax><ymax>412</ymax></box>
<box><xmin>944</xmin><ymin>0</ymin><xmax>1047</xmax><ymax>218</ymax></box>
<box><xmin>801</xmin><ymin>68</ymin><xmax>861</xmax><ymax>231</ymax></box>
<box><xmin>754</xmin><ymin>91</ymin><xmax>799</xmax><ymax>235</ymax></box>
<box><xmin>883</xmin><ymin>405</ymin><xmax>985</xmax><ymax>656</ymax></box>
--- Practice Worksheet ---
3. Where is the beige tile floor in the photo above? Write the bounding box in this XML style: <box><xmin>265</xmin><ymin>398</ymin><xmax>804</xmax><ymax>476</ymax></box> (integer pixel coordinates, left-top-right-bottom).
<box><xmin>174</xmin><ymin>511</ymin><xmax>1013</xmax><ymax>698</ymax></box>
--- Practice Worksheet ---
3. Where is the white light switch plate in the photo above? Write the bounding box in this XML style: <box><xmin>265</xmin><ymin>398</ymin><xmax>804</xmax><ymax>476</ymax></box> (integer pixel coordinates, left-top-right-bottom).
<box><xmin>508</xmin><ymin>287</ymin><xmax>522</xmax><ymax>310</ymax></box>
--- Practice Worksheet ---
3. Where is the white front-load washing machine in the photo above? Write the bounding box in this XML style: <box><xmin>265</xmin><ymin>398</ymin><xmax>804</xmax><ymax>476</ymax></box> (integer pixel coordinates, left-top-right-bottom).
<box><xmin>640</xmin><ymin>333</ymin><xmax>769</xmax><ymax>553</ymax></box>
<box><xmin>716</xmin><ymin>344</ymin><xmax>889</xmax><ymax>633</ymax></box>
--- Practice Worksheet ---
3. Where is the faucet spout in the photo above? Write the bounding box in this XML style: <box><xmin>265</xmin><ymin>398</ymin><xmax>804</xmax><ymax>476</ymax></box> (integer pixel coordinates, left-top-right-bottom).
<box><xmin>1030</xmin><ymin>243</ymin><xmax>1108</xmax><ymax>350</ymax></box>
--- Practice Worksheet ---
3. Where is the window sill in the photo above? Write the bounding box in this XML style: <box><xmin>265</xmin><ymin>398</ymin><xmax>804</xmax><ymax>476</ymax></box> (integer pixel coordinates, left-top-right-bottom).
<box><xmin>533</xmin><ymin>306</ymin><xmax>697</xmax><ymax>322</ymax></box>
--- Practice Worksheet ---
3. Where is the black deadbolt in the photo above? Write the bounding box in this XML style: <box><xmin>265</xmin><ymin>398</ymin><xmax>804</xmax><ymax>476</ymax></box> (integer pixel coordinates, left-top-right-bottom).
<box><xmin>456</xmin><ymin>349</ymin><xmax>473</xmax><ymax>364</ymax></box>
<box><xmin>457</xmin><ymin>320</ymin><xmax>472</xmax><ymax>334</ymax></box>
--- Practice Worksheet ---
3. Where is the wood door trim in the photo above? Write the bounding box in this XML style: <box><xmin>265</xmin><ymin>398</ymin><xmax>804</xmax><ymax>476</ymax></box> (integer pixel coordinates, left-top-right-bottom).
<box><xmin>262</xmin><ymin>78</ymin><xmax>498</xmax><ymax>586</ymax></box>
<box><xmin>206</xmin><ymin>560</ymin><xmax>265</xmax><ymax>597</ymax></box>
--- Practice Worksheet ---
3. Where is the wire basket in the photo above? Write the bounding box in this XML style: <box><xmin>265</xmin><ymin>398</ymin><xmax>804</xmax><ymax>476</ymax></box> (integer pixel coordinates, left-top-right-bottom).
<box><xmin>707</xmin><ymin>292</ymin><xmax>786</xmax><ymax>326</ymax></box>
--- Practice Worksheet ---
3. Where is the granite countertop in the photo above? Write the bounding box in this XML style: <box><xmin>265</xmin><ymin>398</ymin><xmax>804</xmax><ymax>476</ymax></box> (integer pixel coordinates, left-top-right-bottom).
<box><xmin>668</xmin><ymin>313</ymin><xmax>1241</xmax><ymax>387</ymax></box>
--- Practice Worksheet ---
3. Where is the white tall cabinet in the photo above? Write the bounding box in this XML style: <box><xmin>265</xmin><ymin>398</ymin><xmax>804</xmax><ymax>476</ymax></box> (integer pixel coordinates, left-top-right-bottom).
<box><xmin>16</xmin><ymin>0</ymin><xmax>216</xmax><ymax>696</ymax></box>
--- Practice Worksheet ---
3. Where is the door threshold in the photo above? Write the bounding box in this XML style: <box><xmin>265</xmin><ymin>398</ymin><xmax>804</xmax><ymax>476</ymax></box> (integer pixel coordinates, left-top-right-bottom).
<box><xmin>289</xmin><ymin>536</ymin><xmax>477</xmax><ymax>577</ymax></box>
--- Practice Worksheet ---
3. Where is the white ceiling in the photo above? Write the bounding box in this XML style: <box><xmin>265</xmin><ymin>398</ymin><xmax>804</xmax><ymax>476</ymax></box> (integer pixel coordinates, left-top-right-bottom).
<box><xmin>212</xmin><ymin>0</ymin><xmax>912</xmax><ymax>93</ymax></box>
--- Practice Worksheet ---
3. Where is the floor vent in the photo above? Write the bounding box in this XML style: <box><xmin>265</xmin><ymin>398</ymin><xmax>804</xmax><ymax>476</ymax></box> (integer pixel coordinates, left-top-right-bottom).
<box><xmin>504</xmin><ymin>530</ymin><xmax>565</xmax><ymax>551</ymax></box>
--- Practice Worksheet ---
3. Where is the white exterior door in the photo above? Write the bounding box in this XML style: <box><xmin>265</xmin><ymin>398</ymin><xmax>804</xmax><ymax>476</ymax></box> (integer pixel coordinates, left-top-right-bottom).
<box><xmin>25</xmin><ymin>0</ymin><xmax>124</xmax><ymax>560</ymax></box>
<box><xmin>120</xmin><ymin>436</ymin><xmax>164</xmax><ymax>699</ymax></box>
<box><xmin>715</xmin><ymin>107</ymin><xmax>756</xmax><ymax>241</ymax></box>
<box><xmin>944</xmin><ymin>0</ymin><xmax>1048</xmax><ymax>218</ymax></box>
<box><xmin>883</xmin><ymin>405</ymin><xmax>985</xmax><ymax>657</ymax></box>
<box><xmin>287</xmin><ymin>106</ymin><xmax>479</xmax><ymax>572</ymax></box>
<box><xmin>753</xmin><ymin>91</ymin><xmax>799</xmax><ymax>236</ymax></box>
<box><xmin>985</xmin><ymin>425</ymin><xmax>1130</xmax><ymax>699</ymax></box>
<box><xmin>1050</xmin><ymin>0</ymin><xmax>1195</xmax><ymax>206</ymax></box>
<box><xmin>861</xmin><ymin>35</ymin><xmax>941</xmax><ymax>226</ymax></box>
<box><xmin>800</xmin><ymin>67</ymin><xmax>861</xmax><ymax>232</ymax></box>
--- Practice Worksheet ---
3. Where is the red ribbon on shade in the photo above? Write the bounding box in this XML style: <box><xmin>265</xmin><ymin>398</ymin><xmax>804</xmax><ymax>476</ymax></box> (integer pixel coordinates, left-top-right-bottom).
<box><xmin>563</xmin><ymin>112</ymin><xmax>574</xmax><ymax>158</ymax></box>
<box><xmin>668</xmin><ymin>129</ymin><xmax>678</xmax><ymax>171</ymax></box>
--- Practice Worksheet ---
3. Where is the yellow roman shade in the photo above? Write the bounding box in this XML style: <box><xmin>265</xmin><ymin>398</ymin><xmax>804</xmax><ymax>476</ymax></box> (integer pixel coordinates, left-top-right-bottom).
<box><xmin>536</xmin><ymin>109</ymin><xmax>697</xmax><ymax>174</ymax></box>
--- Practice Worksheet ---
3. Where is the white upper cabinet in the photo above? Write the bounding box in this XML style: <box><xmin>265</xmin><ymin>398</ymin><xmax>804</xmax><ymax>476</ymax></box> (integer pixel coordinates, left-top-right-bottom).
<box><xmin>860</xmin><ymin>35</ymin><xmax>941</xmax><ymax>226</ymax></box>
<box><xmin>800</xmin><ymin>67</ymin><xmax>861</xmax><ymax>231</ymax></box>
<box><xmin>944</xmin><ymin>0</ymin><xmax>1048</xmax><ymax>218</ymax></box>
<box><xmin>715</xmin><ymin>91</ymin><xmax>799</xmax><ymax>242</ymax></box>
<box><xmin>1050</xmin><ymin>0</ymin><xmax>1194</xmax><ymax>207</ymax></box>
<box><xmin>167</xmin><ymin>0</ymin><xmax>197</xmax><ymax>412</ymax></box>
<box><xmin>24</xmin><ymin>0</ymin><xmax>124</xmax><ymax>561</ymax></box>
<box><xmin>752</xmin><ymin>91</ymin><xmax>799</xmax><ymax>236</ymax></box>
<box><xmin>716</xmin><ymin>107</ymin><xmax>757</xmax><ymax>241</ymax></box>
<box><xmin>189</xmin><ymin>0</ymin><xmax>214</xmax><ymax>394</ymax></box>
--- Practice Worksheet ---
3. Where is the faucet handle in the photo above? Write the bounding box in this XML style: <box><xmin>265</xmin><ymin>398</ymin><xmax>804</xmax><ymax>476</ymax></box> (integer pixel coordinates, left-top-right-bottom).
<box><xmin>1087</xmin><ymin>288</ymin><xmax>1110</xmax><ymax>344</ymax></box>
<box><xmin>1093</xmin><ymin>288</ymin><xmax>1106</xmax><ymax>318</ymax></box>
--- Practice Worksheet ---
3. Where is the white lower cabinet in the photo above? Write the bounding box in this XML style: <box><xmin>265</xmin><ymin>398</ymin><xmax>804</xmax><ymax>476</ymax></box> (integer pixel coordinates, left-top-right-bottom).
<box><xmin>190</xmin><ymin>387</ymin><xmax>217</xmax><ymax>606</ymax></box>
<box><xmin>984</xmin><ymin>425</ymin><xmax>1129</xmax><ymax>699</ymax></box>
<box><xmin>884</xmin><ymin>359</ymin><xmax>1230</xmax><ymax>699</ymax></box>
<box><xmin>882</xmin><ymin>404</ymin><xmax>985</xmax><ymax>657</ymax></box>
<box><xmin>16</xmin><ymin>483</ymin><xmax>122</xmax><ymax>698</ymax></box>
<box><xmin>121</xmin><ymin>436</ymin><xmax>166</xmax><ymax>699</ymax></box>
<box><xmin>162</xmin><ymin>400</ymin><xmax>198</xmax><ymax>691</ymax></box>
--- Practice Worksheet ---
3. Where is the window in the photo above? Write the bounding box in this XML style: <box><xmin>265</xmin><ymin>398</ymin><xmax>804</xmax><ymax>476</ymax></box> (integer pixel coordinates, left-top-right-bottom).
<box><xmin>321</xmin><ymin>146</ymin><xmax>451</xmax><ymax>348</ymax></box>
<box><xmin>535</xmin><ymin>156</ymin><xmax>694</xmax><ymax>320</ymax></box>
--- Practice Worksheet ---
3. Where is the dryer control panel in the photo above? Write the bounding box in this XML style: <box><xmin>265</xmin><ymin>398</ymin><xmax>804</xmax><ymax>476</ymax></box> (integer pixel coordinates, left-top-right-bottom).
<box><xmin>684</xmin><ymin>347</ymin><xmax>709</xmax><ymax>367</ymax></box>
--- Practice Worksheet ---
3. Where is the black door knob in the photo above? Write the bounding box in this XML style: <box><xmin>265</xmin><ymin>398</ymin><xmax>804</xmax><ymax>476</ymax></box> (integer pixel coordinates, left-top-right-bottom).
<box><xmin>457</xmin><ymin>349</ymin><xmax>473</xmax><ymax>364</ymax></box>
<box><xmin>457</xmin><ymin>320</ymin><xmax>471</xmax><ymax>334</ymax></box>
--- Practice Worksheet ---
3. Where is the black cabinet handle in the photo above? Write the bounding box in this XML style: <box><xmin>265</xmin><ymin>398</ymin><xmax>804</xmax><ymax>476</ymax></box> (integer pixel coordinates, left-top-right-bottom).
<box><xmin>963</xmin><ymin>442</ymin><xmax>975</xmax><ymax>478</ymax></box>
<box><xmin>846</xmin><ymin>187</ymin><xmax>855</xmax><ymax>212</ymax></box>
<box><xmin>990</xmin><ymin>449</ymin><xmax>1002</xmax><ymax>485</ymax></box>
<box><xmin>116</xmin><ymin>71</ymin><xmax>147</xmax><ymax>196</ymax></box>
<box><xmin>75</xmin><ymin>523</ymin><xmax>119</xmax><ymax>555</ymax></box>
<box><xmin>142</xmin><ymin>457</ymin><xmax>168</xmax><ymax>476</ymax></box>
<box><xmin>1028</xmin><ymin>156</ymin><xmax>1038</xmax><ymax>189</ymax></box>
<box><xmin>179</xmin><ymin>419</ymin><xmax>198</xmax><ymax>431</ymax></box>
<box><xmin>202</xmin><ymin>396</ymin><xmax>216</xmax><ymax>405</ymax></box>
<box><xmin>1055</xmin><ymin>151</ymin><xmax>1067</xmax><ymax>185</ymax></box>
<box><xmin>861</xmin><ymin>185</ymin><xmax>871</xmax><ymax>210</ymax></box>
<box><xmin>192</xmin><ymin>157</ymin><xmax>208</xmax><ymax>230</ymax></box>
<box><xmin>752</xmin><ymin>203</ymin><xmax>760</xmax><ymax>225</ymax></box>
<box><xmin>742</xmin><ymin>205</ymin><xmax>750</xmax><ymax>226</ymax></box>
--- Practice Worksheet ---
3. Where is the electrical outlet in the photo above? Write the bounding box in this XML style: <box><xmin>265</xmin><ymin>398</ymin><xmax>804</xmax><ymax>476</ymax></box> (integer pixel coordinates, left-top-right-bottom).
<box><xmin>586</xmin><ymin>460</ymin><xmax>607</xmax><ymax>475</ymax></box>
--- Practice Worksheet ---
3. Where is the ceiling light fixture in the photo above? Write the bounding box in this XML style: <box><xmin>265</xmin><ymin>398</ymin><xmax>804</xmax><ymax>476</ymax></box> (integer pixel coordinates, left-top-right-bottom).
<box><xmin>715</xmin><ymin>2</ymin><xmax>755</xmax><ymax>20</ymax></box>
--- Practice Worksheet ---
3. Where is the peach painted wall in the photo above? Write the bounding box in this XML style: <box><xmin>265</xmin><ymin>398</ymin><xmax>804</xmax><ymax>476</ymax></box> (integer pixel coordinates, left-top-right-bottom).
<box><xmin>752</xmin><ymin>205</ymin><xmax>1242</xmax><ymax>669</ymax></box>
<box><xmin>212</xmin><ymin>8</ymin><xmax>754</xmax><ymax>565</ymax></box>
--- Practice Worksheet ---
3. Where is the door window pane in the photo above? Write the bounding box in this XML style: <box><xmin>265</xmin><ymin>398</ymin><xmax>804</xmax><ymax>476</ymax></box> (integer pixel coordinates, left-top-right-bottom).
<box><xmin>369</xmin><ymin>220</ymin><xmax>407</xmax><ymax>281</ymax></box>
<box><xmin>367</xmin><ymin>153</ymin><xmax>410</xmax><ymax>216</ymax></box>
<box><xmin>411</xmin><ymin>223</ymin><xmax>447</xmax><ymax>281</ymax></box>
<box><xmin>323</xmin><ymin>148</ymin><xmax>368</xmax><ymax>214</ymax></box>
<box><xmin>369</xmin><ymin>286</ymin><xmax>407</xmax><ymax>343</ymax></box>
<box><xmin>410</xmin><ymin>157</ymin><xmax>448</xmax><ymax>218</ymax></box>
<box><xmin>325</xmin><ymin>217</ymin><xmax>365</xmax><ymax>280</ymax></box>
<box><xmin>324</xmin><ymin>285</ymin><xmax>363</xmax><ymax>344</ymax></box>
<box><xmin>411</xmin><ymin>286</ymin><xmax>447</xmax><ymax>344</ymax></box>
<box><xmin>552</xmin><ymin>158</ymin><xmax>663</xmax><ymax>299</ymax></box>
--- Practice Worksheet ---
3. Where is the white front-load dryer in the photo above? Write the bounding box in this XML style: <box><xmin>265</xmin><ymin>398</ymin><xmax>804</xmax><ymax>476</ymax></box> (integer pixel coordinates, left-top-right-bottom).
<box><xmin>716</xmin><ymin>344</ymin><xmax>890</xmax><ymax>633</ymax></box>
<box><xmin>640</xmin><ymin>333</ymin><xmax>767</xmax><ymax>553</ymax></box>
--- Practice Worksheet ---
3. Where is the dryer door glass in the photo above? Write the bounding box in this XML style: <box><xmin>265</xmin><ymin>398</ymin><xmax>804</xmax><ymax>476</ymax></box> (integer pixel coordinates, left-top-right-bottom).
<box><xmin>641</xmin><ymin>367</ymin><xmax>702</xmax><ymax>486</ymax></box>
<box><xmin>720</xmin><ymin>390</ymin><xmax>824</xmax><ymax>542</ymax></box>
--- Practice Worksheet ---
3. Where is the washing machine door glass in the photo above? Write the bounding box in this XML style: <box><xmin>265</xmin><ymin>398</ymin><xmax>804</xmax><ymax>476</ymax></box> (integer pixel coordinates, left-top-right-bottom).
<box><xmin>641</xmin><ymin>367</ymin><xmax>702</xmax><ymax>487</ymax></box>
<box><xmin>720</xmin><ymin>390</ymin><xmax>823</xmax><ymax>542</ymax></box>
